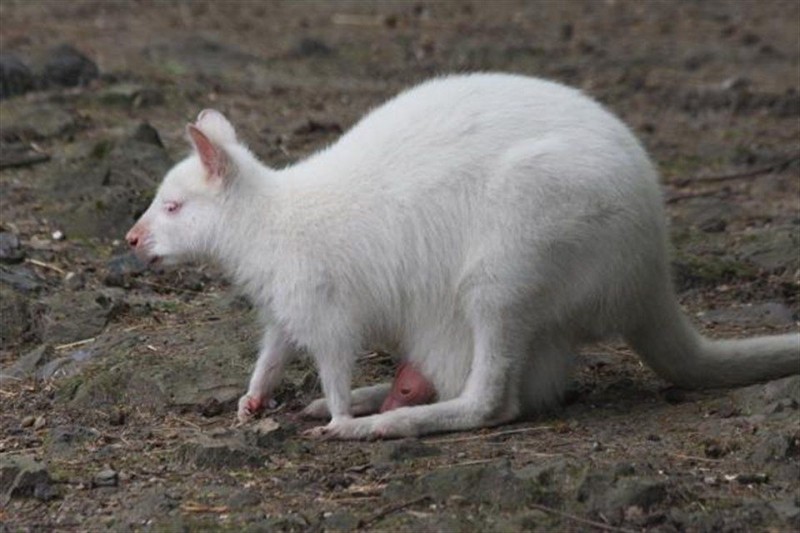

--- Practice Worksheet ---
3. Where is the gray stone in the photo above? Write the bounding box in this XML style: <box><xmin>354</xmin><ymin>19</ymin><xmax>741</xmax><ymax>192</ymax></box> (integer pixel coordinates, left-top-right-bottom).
<box><xmin>605</xmin><ymin>477</ymin><xmax>668</xmax><ymax>511</ymax></box>
<box><xmin>0</xmin><ymin>232</ymin><xmax>24</xmax><ymax>264</ymax></box>
<box><xmin>0</xmin><ymin>264</ymin><xmax>42</xmax><ymax>293</ymax></box>
<box><xmin>771</xmin><ymin>498</ymin><xmax>800</xmax><ymax>525</ymax></box>
<box><xmin>129</xmin><ymin>122</ymin><xmax>164</xmax><ymax>147</ymax></box>
<box><xmin>37</xmin><ymin>291</ymin><xmax>113</xmax><ymax>345</ymax></box>
<box><xmin>41</xmin><ymin>44</ymin><xmax>99</xmax><ymax>88</ymax></box>
<box><xmin>0</xmin><ymin>285</ymin><xmax>32</xmax><ymax>347</ymax></box>
<box><xmin>176</xmin><ymin>432</ymin><xmax>264</xmax><ymax>469</ymax></box>
<box><xmin>738</xmin><ymin>226</ymin><xmax>800</xmax><ymax>274</ymax></box>
<box><xmin>385</xmin><ymin>460</ymin><xmax>527</xmax><ymax>509</ymax></box>
<box><xmin>104</xmin><ymin>252</ymin><xmax>147</xmax><ymax>288</ymax></box>
<box><xmin>0</xmin><ymin>101</ymin><xmax>79</xmax><ymax>140</ymax></box>
<box><xmin>93</xmin><ymin>468</ymin><xmax>119</xmax><ymax>487</ymax></box>
<box><xmin>49</xmin><ymin>425</ymin><xmax>101</xmax><ymax>452</ymax></box>
<box><xmin>372</xmin><ymin>438</ymin><xmax>441</xmax><ymax>464</ymax></box>
<box><xmin>0</xmin><ymin>455</ymin><xmax>54</xmax><ymax>504</ymax></box>
<box><xmin>698</xmin><ymin>302</ymin><xmax>795</xmax><ymax>328</ymax></box>
<box><xmin>750</xmin><ymin>431</ymin><xmax>799</xmax><ymax>464</ymax></box>
<box><xmin>0</xmin><ymin>54</ymin><xmax>34</xmax><ymax>99</ymax></box>
<box><xmin>578</xmin><ymin>471</ymin><xmax>669</xmax><ymax>517</ymax></box>
<box><xmin>0</xmin><ymin>345</ymin><xmax>54</xmax><ymax>383</ymax></box>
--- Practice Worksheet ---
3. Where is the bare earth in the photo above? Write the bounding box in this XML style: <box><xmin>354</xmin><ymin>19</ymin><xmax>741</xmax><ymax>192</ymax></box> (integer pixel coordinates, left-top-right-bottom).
<box><xmin>1</xmin><ymin>1</ymin><xmax>798</xmax><ymax>531</ymax></box>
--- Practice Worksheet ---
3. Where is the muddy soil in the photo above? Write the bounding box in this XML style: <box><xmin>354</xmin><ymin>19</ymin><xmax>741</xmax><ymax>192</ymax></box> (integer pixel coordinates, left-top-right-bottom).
<box><xmin>1</xmin><ymin>1</ymin><xmax>798</xmax><ymax>531</ymax></box>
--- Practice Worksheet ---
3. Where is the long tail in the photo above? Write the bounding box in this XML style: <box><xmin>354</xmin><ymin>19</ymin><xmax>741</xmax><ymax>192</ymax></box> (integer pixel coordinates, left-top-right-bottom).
<box><xmin>625</xmin><ymin>288</ymin><xmax>800</xmax><ymax>389</ymax></box>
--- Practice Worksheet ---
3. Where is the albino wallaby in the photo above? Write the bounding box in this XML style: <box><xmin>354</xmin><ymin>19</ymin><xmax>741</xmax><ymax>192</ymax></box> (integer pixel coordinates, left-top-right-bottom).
<box><xmin>126</xmin><ymin>73</ymin><xmax>800</xmax><ymax>439</ymax></box>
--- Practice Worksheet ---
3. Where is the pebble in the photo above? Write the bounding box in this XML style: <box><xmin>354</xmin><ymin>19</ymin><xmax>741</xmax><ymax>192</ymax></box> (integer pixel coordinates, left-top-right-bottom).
<box><xmin>21</xmin><ymin>415</ymin><xmax>35</xmax><ymax>427</ymax></box>
<box><xmin>32</xmin><ymin>416</ymin><xmax>46</xmax><ymax>430</ymax></box>
<box><xmin>41</xmin><ymin>44</ymin><xmax>99</xmax><ymax>88</ymax></box>
<box><xmin>0</xmin><ymin>232</ymin><xmax>24</xmax><ymax>264</ymax></box>
<box><xmin>93</xmin><ymin>468</ymin><xmax>119</xmax><ymax>487</ymax></box>
<box><xmin>0</xmin><ymin>54</ymin><xmax>35</xmax><ymax>99</ymax></box>
<box><xmin>63</xmin><ymin>271</ymin><xmax>85</xmax><ymax>291</ymax></box>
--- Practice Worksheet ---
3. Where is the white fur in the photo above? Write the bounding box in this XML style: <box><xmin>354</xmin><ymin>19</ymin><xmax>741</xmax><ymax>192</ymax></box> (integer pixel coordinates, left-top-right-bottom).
<box><xmin>127</xmin><ymin>73</ymin><xmax>800</xmax><ymax>439</ymax></box>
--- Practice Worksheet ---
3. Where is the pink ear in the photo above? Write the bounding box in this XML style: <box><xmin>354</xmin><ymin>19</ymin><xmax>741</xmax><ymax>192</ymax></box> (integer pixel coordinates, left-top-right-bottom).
<box><xmin>187</xmin><ymin>124</ymin><xmax>228</xmax><ymax>181</ymax></box>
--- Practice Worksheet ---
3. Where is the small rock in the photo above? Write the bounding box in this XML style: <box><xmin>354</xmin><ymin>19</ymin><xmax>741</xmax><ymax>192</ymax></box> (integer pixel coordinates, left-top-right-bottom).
<box><xmin>244</xmin><ymin>417</ymin><xmax>291</xmax><ymax>448</ymax></box>
<box><xmin>0</xmin><ymin>344</ymin><xmax>54</xmax><ymax>382</ymax></box>
<box><xmin>36</xmin><ymin>291</ymin><xmax>113</xmax><ymax>345</ymax></box>
<box><xmin>32</xmin><ymin>416</ymin><xmax>46</xmax><ymax>430</ymax></box>
<box><xmin>384</xmin><ymin>460</ymin><xmax>525</xmax><ymax>509</ymax></box>
<box><xmin>373</xmin><ymin>438</ymin><xmax>441</xmax><ymax>463</ymax></box>
<box><xmin>130</xmin><ymin>122</ymin><xmax>164</xmax><ymax>147</ymax></box>
<box><xmin>176</xmin><ymin>433</ymin><xmax>264</xmax><ymax>469</ymax></box>
<box><xmin>104</xmin><ymin>252</ymin><xmax>147</xmax><ymax>287</ymax></box>
<box><xmin>200</xmin><ymin>397</ymin><xmax>223</xmax><ymax>417</ymax></box>
<box><xmin>108</xmin><ymin>408</ymin><xmax>126</xmax><ymax>427</ymax></box>
<box><xmin>49</xmin><ymin>425</ymin><xmax>101</xmax><ymax>450</ymax></box>
<box><xmin>704</xmin><ymin>439</ymin><xmax>727</xmax><ymax>459</ymax></box>
<box><xmin>770</xmin><ymin>498</ymin><xmax>800</xmax><ymax>523</ymax></box>
<box><xmin>41</xmin><ymin>44</ymin><xmax>99</xmax><ymax>88</ymax></box>
<box><xmin>591</xmin><ymin>441</ymin><xmax>604</xmax><ymax>452</ymax></box>
<box><xmin>63</xmin><ymin>271</ymin><xmax>85</xmax><ymax>291</ymax></box>
<box><xmin>292</xmin><ymin>38</ymin><xmax>334</xmax><ymax>57</ymax></box>
<box><xmin>0</xmin><ymin>455</ymin><xmax>54</xmax><ymax>503</ymax></box>
<box><xmin>0</xmin><ymin>232</ymin><xmax>24</xmax><ymax>264</ymax></box>
<box><xmin>0</xmin><ymin>265</ymin><xmax>41</xmax><ymax>293</ymax></box>
<box><xmin>93</xmin><ymin>468</ymin><xmax>119</xmax><ymax>487</ymax></box>
<box><xmin>0</xmin><ymin>54</ymin><xmax>35</xmax><ymax>99</ymax></box>
<box><xmin>21</xmin><ymin>416</ymin><xmax>35</xmax><ymax>428</ymax></box>
<box><xmin>0</xmin><ymin>286</ymin><xmax>32</xmax><ymax>349</ymax></box>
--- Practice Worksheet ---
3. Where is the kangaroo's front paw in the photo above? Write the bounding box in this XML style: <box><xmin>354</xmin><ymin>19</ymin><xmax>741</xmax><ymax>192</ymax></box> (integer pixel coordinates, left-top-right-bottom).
<box><xmin>237</xmin><ymin>394</ymin><xmax>265</xmax><ymax>423</ymax></box>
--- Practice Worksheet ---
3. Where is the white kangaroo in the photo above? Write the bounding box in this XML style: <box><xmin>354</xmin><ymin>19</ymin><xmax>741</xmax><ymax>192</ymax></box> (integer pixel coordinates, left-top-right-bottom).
<box><xmin>126</xmin><ymin>73</ymin><xmax>800</xmax><ymax>439</ymax></box>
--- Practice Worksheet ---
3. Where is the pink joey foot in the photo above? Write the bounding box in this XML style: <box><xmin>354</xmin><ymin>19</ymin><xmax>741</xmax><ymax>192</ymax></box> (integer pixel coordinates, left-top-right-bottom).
<box><xmin>237</xmin><ymin>394</ymin><xmax>277</xmax><ymax>423</ymax></box>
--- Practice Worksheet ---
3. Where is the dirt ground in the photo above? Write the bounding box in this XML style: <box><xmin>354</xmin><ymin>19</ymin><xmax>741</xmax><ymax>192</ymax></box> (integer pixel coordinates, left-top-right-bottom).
<box><xmin>1</xmin><ymin>1</ymin><xmax>799</xmax><ymax>531</ymax></box>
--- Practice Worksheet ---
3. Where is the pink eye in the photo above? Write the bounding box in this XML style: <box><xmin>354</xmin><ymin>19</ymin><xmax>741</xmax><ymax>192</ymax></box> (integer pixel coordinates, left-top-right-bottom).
<box><xmin>165</xmin><ymin>201</ymin><xmax>182</xmax><ymax>214</ymax></box>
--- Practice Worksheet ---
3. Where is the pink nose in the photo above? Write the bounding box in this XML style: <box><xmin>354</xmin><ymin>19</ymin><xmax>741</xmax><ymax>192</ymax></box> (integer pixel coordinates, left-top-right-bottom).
<box><xmin>126</xmin><ymin>225</ymin><xmax>144</xmax><ymax>248</ymax></box>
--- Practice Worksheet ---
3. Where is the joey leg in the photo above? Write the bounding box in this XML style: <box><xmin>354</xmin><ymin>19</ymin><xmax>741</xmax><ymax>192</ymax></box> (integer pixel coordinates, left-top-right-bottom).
<box><xmin>302</xmin><ymin>383</ymin><xmax>392</xmax><ymax>419</ymax></box>
<box><xmin>237</xmin><ymin>328</ymin><xmax>294</xmax><ymax>423</ymax></box>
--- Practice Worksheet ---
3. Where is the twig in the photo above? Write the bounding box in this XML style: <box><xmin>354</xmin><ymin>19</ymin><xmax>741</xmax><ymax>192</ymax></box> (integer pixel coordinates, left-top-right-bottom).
<box><xmin>668</xmin><ymin>452</ymin><xmax>722</xmax><ymax>463</ymax></box>
<box><xmin>665</xmin><ymin>189</ymin><xmax>721</xmax><ymax>204</ymax></box>
<box><xmin>432</xmin><ymin>458</ymin><xmax>497</xmax><ymax>470</ymax></box>
<box><xmin>181</xmin><ymin>503</ymin><xmax>229</xmax><ymax>513</ymax></box>
<box><xmin>428</xmin><ymin>425</ymin><xmax>553</xmax><ymax>444</ymax></box>
<box><xmin>676</xmin><ymin>153</ymin><xmax>800</xmax><ymax>186</ymax></box>
<box><xmin>25</xmin><ymin>258</ymin><xmax>65</xmax><ymax>274</ymax></box>
<box><xmin>358</xmin><ymin>495</ymin><xmax>431</xmax><ymax>528</ymax></box>
<box><xmin>54</xmin><ymin>337</ymin><xmax>96</xmax><ymax>351</ymax></box>
<box><xmin>528</xmin><ymin>503</ymin><xmax>638</xmax><ymax>533</ymax></box>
